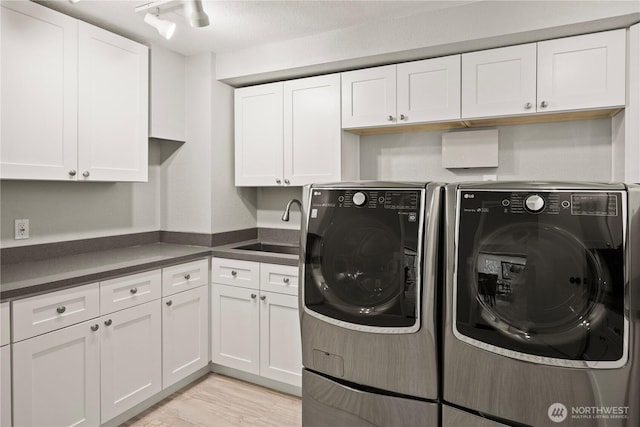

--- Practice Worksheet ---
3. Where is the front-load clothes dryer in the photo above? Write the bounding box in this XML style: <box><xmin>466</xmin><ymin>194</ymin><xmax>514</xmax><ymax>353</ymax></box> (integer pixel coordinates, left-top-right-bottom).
<box><xmin>443</xmin><ymin>182</ymin><xmax>640</xmax><ymax>426</ymax></box>
<box><xmin>300</xmin><ymin>182</ymin><xmax>442</xmax><ymax>427</ymax></box>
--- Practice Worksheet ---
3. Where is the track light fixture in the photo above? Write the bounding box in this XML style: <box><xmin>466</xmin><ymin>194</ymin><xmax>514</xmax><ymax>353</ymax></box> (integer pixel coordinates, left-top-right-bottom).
<box><xmin>144</xmin><ymin>8</ymin><xmax>176</xmax><ymax>40</ymax></box>
<box><xmin>185</xmin><ymin>0</ymin><xmax>210</xmax><ymax>28</ymax></box>
<box><xmin>136</xmin><ymin>0</ymin><xmax>209</xmax><ymax>41</ymax></box>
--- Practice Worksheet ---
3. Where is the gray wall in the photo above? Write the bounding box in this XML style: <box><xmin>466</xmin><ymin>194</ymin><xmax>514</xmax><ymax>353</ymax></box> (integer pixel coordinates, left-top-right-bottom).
<box><xmin>359</xmin><ymin>119</ymin><xmax>613</xmax><ymax>183</ymax></box>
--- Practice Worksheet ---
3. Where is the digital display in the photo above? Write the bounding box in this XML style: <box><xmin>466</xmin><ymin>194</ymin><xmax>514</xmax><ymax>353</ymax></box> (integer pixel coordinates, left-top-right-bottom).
<box><xmin>384</xmin><ymin>191</ymin><xmax>419</xmax><ymax>210</ymax></box>
<box><xmin>571</xmin><ymin>194</ymin><xmax>618</xmax><ymax>216</ymax></box>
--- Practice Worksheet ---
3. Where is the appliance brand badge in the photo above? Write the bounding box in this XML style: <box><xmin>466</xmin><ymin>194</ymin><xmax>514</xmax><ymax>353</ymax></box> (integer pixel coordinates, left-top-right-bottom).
<box><xmin>463</xmin><ymin>193</ymin><xmax>475</xmax><ymax>199</ymax></box>
<box><xmin>313</xmin><ymin>191</ymin><xmax>321</xmax><ymax>196</ymax></box>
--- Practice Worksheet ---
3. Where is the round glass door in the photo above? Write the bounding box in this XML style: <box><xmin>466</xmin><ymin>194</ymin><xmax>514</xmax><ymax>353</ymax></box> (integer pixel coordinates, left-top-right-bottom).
<box><xmin>309</xmin><ymin>215</ymin><xmax>404</xmax><ymax>316</ymax></box>
<box><xmin>472</xmin><ymin>223</ymin><xmax>607</xmax><ymax>343</ymax></box>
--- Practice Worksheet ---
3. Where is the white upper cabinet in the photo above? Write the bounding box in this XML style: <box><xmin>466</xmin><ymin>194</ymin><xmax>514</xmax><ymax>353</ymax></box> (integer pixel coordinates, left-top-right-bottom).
<box><xmin>78</xmin><ymin>22</ymin><xmax>148</xmax><ymax>182</ymax></box>
<box><xmin>1</xmin><ymin>1</ymin><xmax>78</xmax><ymax>180</ymax></box>
<box><xmin>342</xmin><ymin>65</ymin><xmax>397</xmax><ymax>128</ymax></box>
<box><xmin>342</xmin><ymin>56</ymin><xmax>461</xmax><ymax>129</ymax></box>
<box><xmin>0</xmin><ymin>1</ymin><xmax>149</xmax><ymax>182</ymax></box>
<box><xmin>149</xmin><ymin>45</ymin><xmax>186</xmax><ymax>142</ymax></box>
<box><xmin>397</xmin><ymin>56</ymin><xmax>461</xmax><ymax>124</ymax></box>
<box><xmin>462</xmin><ymin>29</ymin><xmax>626</xmax><ymax>119</ymax></box>
<box><xmin>462</xmin><ymin>44</ymin><xmax>537</xmax><ymax>119</ymax></box>
<box><xmin>283</xmin><ymin>74</ymin><xmax>342</xmax><ymax>186</ymax></box>
<box><xmin>537</xmin><ymin>29</ymin><xmax>626</xmax><ymax>112</ymax></box>
<box><xmin>235</xmin><ymin>82</ymin><xmax>284</xmax><ymax>186</ymax></box>
<box><xmin>235</xmin><ymin>74</ymin><xmax>343</xmax><ymax>186</ymax></box>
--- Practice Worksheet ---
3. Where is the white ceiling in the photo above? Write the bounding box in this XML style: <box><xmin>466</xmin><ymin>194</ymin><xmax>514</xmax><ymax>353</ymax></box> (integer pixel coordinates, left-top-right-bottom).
<box><xmin>38</xmin><ymin>0</ymin><xmax>477</xmax><ymax>56</ymax></box>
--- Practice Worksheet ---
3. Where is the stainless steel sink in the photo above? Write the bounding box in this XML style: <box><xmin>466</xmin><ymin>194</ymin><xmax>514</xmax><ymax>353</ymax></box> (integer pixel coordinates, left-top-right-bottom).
<box><xmin>233</xmin><ymin>242</ymin><xmax>300</xmax><ymax>256</ymax></box>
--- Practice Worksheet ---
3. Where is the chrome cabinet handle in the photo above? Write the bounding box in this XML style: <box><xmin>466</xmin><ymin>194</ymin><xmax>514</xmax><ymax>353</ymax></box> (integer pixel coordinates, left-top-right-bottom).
<box><xmin>284</xmin><ymin>179</ymin><xmax>290</xmax><ymax>185</ymax></box>
<box><xmin>540</xmin><ymin>101</ymin><xmax>549</xmax><ymax>108</ymax></box>
<box><xmin>68</xmin><ymin>170</ymin><xmax>77</xmax><ymax>177</ymax></box>
<box><xmin>130</xmin><ymin>287</ymin><xmax>138</xmax><ymax>294</ymax></box>
<box><xmin>184</xmin><ymin>273</ymin><xmax>191</xmax><ymax>280</ymax></box>
<box><xmin>260</xmin><ymin>295</ymin><xmax>266</xmax><ymax>301</ymax></box>
<box><xmin>251</xmin><ymin>293</ymin><xmax>257</xmax><ymax>299</ymax></box>
<box><xmin>283</xmin><ymin>277</ymin><xmax>290</xmax><ymax>284</ymax></box>
<box><xmin>56</xmin><ymin>306</ymin><xmax>66</xmax><ymax>314</ymax></box>
<box><xmin>400</xmin><ymin>114</ymin><xmax>406</xmax><ymax>121</ymax></box>
<box><xmin>231</xmin><ymin>270</ymin><xmax>237</xmax><ymax>277</ymax></box>
<box><xmin>104</xmin><ymin>319</ymin><xmax>112</xmax><ymax>326</ymax></box>
<box><xmin>387</xmin><ymin>115</ymin><xmax>394</xmax><ymax>122</ymax></box>
<box><xmin>276</xmin><ymin>178</ymin><xmax>282</xmax><ymax>185</ymax></box>
<box><xmin>82</xmin><ymin>171</ymin><xmax>90</xmax><ymax>178</ymax></box>
<box><xmin>166</xmin><ymin>300</ymin><xmax>173</xmax><ymax>306</ymax></box>
<box><xmin>525</xmin><ymin>102</ymin><xmax>533</xmax><ymax>110</ymax></box>
<box><xmin>91</xmin><ymin>324</ymin><xmax>99</xmax><ymax>332</ymax></box>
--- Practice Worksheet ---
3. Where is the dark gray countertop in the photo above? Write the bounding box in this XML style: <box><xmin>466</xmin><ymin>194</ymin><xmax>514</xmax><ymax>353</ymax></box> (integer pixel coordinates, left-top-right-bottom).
<box><xmin>0</xmin><ymin>240</ymin><xmax>299</xmax><ymax>302</ymax></box>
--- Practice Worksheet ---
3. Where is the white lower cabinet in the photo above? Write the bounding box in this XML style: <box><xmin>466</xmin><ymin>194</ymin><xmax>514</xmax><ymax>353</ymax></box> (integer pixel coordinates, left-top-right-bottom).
<box><xmin>1</xmin><ymin>344</ymin><xmax>11</xmax><ymax>427</ymax></box>
<box><xmin>100</xmin><ymin>301</ymin><xmax>162</xmax><ymax>423</ymax></box>
<box><xmin>259</xmin><ymin>291</ymin><xmax>302</xmax><ymax>386</ymax></box>
<box><xmin>13</xmin><ymin>319</ymin><xmax>101</xmax><ymax>427</ymax></box>
<box><xmin>211</xmin><ymin>258</ymin><xmax>302</xmax><ymax>387</ymax></box>
<box><xmin>162</xmin><ymin>285</ymin><xmax>209</xmax><ymax>388</ymax></box>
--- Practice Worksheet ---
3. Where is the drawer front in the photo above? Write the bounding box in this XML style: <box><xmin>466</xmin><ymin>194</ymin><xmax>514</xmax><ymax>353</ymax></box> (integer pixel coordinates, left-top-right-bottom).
<box><xmin>211</xmin><ymin>257</ymin><xmax>259</xmax><ymax>289</ymax></box>
<box><xmin>12</xmin><ymin>283</ymin><xmax>100</xmax><ymax>342</ymax></box>
<box><xmin>100</xmin><ymin>270</ymin><xmax>162</xmax><ymax>314</ymax></box>
<box><xmin>1</xmin><ymin>302</ymin><xmax>9</xmax><ymax>346</ymax></box>
<box><xmin>260</xmin><ymin>263</ymin><xmax>299</xmax><ymax>296</ymax></box>
<box><xmin>162</xmin><ymin>259</ymin><xmax>210</xmax><ymax>296</ymax></box>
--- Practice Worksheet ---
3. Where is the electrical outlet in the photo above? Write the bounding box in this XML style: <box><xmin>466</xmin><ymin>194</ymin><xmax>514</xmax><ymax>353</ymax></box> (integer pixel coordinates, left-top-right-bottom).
<box><xmin>14</xmin><ymin>219</ymin><xmax>29</xmax><ymax>240</ymax></box>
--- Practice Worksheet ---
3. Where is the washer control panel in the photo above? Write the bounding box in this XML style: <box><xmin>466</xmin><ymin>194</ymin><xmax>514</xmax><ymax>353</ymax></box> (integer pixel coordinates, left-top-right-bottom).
<box><xmin>311</xmin><ymin>188</ymin><xmax>420</xmax><ymax>210</ymax></box>
<box><xmin>461</xmin><ymin>190</ymin><xmax>621</xmax><ymax>217</ymax></box>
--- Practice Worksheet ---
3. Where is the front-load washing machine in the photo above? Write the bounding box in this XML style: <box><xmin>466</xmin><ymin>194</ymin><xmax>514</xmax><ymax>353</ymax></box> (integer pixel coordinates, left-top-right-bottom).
<box><xmin>443</xmin><ymin>182</ymin><xmax>640</xmax><ymax>426</ymax></box>
<box><xmin>300</xmin><ymin>182</ymin><xmax>442</xmax><ymax>426</ymax></box>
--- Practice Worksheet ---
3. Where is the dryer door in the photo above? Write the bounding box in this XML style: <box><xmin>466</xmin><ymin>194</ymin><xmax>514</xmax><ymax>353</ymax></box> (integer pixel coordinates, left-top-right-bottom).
<box><xmin>304</xmin><ymin>188</ymin><xmax>424</xmax><ymax>331</ymax></box>
<box><xmin>455</xmin><ymin>190</ymin><xmax>626</xmax><ymax>367</ymax></box>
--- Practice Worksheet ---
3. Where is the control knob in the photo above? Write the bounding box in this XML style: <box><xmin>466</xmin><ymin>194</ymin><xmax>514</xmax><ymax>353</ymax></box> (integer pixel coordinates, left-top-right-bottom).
<box><xmin>525</xmin><ymin>194</ymin><xmax>545</xmax><ymax>213</ymax></box>
<box><xmin>352</xmin><ymin>192</ymin><xmax>367</xmax><ymax>206</ymax></box>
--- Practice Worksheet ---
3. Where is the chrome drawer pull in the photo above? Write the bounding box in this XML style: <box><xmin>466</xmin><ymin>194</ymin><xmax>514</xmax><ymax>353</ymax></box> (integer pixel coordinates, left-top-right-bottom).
<box><xmin>130</xmin><ymin>288</ymin><xmax>138</xmax><ymax>294</ymax></box>
<box><xmin>91</xmin><ymin>324</ymin><xmax>99</xmax><ymax>332</ymax></box>
<box><xmin>184</xmin><ymin>273</ymin><xmax>191</xmax><ymax>280</ymax></box>
<box><xmin>56</xmin><ymin>306</ymin><xmax>66</xmax><ymax>314</ymax></box>
<box><xmin>104</xmin><ymin>319</ymin><xmax>112</xmax><ymax>326</ymax></box>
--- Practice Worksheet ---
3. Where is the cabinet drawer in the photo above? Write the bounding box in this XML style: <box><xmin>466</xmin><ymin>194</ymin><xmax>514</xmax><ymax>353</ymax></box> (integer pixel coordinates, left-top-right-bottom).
<box><xmin>1</xmin><ymin>302</ymin><xmax>9</xmax><ymax>346</ymax></box>
<box><xmin>162</xmin><ymin>259</ymin><xmax>209</xmax><ymax>296</ymax></box>
<box><xmin>211</xmin><ymin>257</ymin><xmax>259</xmax><ymax>289</ymax></box>
<box><xmin>12</xmin><ymin>283</ymin><xmax>100</xmax><ymax>342</ymax></box>
<box><xmin>100</xmin><ymin>270</ymin><xmax>162</xmax><ymax>314</ymax></box>
<box><xmin>260</xmin><ymin>264</ymin><xmax>299</xmax><ymax>296</ymax></box>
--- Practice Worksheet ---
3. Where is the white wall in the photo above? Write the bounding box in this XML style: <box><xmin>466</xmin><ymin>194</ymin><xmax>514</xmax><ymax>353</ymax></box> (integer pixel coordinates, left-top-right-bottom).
<box><xmin>359</xmin><ymin>119</ymin><xmax>613</xmax><ymax>182</ymax></box>
<box><xmin>217</xmin><ymin>1</ymin><xmax>640</xmax><ymax>86</ymax></box>
<box><xmin>0</xmin><ymin>143</ymin><xmax>162</xmax><ymax>248</ymax></box>
<box><xmin>210</xmin><ymin>54</ymin><xmax>257</xmax><ymax>233</ymax></box>
<box><xmin>257</xmin><ymin>187</ymin><xmax>303</xmax><ymax>230</ymax></box>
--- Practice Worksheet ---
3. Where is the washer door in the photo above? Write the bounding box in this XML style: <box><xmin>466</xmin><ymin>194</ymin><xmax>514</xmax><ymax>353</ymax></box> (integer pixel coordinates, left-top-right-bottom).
<box><xmin>472</xmin><ymin>223</ymin><xmax>605</xmax><ymax>344</ymax></box>
<box><xmin>304</xmin><ymin>194</ymin><xmax>422</xmax><ymax>330</ymax></box>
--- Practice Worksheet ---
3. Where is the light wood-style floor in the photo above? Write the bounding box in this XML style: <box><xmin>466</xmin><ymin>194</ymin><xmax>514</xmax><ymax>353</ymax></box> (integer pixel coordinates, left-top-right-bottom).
<box><xmin>121</xmin><ymin>373</ymin><xmax>302</xmax><ymax>427</ymax></box>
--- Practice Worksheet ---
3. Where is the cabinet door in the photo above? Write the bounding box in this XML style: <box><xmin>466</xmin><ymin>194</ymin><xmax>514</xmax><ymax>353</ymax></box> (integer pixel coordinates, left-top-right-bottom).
<box><xmin>462</xmin><ymin>43</ymin><xmax>537</xmax><ymax>119</ymax></box>
<box><xmin>537</xmin><ymin>29</ymin><xmax>626</xmax><ymax>112</ymax></box>
<box><xmin>342</xmin><ymin>65</ymin><xmax>397</xmax><ymax>128</ymax></box>
<box><xmin>100</xmin><ymin>301</ymin><xmax>161</xmax><ymax>423</ymax></box>
<box><xmin>397</xmin><ymin>55</ymin><xmax>461</xmax><ymax>123</ymax></box>
<box><xmin>149</xmin><ymin>44</ymin><xmax>186</xmax><ymax>142</ymax></box>
<box><xmin>235</xmin><ymin>83</ymin><xmax>284</xmax><ymax>186</ymax></box>
<box><xmin>13</xmin><ymin>320</ymin><xmax>100</xmax><ymax>427</ymax></box>
<box><xmin>162</xmin><ymin>286</ymin><xmax>209</xmax><ymax>388</ymax></box>
<box><xmin>211</xmin><ymin>284</ymin><xmax>260</xmax><ymax>374</ymax></box>
<box><xmin>1</xmin><ymin>345</ymin><xmax>10</xmax><ymax>427</ymax></box>
<box><xmin>0</xmin><ymin>1</ymin><xmax>78</xmax><ymax>180</ymax></box>
<box><xmin>283</xmin><ymin>74</ymin><xmax>341</xmax><ymax>186</ymax></box>
<box><xmin>1</xmin><ymin>302</ymin><xmax>9</xmax><ymax>346</ymax></box>
<box><xmin>259</xmin><ymin>292</ymin><xmax>302</xmax><ymax>387</ymax></box>
<box><xmin>78</xmin><ymin>22</ymin><xmax>149</xmax><ymax>182</ymax></box>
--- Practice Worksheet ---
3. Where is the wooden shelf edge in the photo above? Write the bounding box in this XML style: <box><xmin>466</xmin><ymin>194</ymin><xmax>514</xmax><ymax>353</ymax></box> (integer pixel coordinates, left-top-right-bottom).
<box><xmin>344</xmin><ymin>107</ymin><xmax>623</xmax><ymax>136</ymax></box>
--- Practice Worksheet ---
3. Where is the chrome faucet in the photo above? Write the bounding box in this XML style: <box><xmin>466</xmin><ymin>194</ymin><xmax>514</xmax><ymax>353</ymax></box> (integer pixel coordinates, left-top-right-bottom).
<box><xmin>282</xmin><ymin>199</ymin><xmax>302</xmax><ymax>222</ymax></box>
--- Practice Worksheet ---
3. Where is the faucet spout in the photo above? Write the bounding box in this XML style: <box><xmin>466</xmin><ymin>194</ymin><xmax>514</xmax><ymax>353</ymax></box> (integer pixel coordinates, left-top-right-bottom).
<box><xmin>282</xmin><ymin>199</ymin><xmax>302</xmax><ymax>222</ymax></box>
